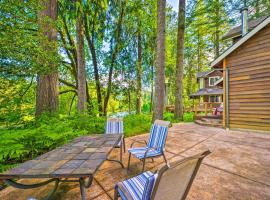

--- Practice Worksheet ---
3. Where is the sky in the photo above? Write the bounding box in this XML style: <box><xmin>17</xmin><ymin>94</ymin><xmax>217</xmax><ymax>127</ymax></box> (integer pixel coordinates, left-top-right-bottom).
<box><xmin>167</xmin><ymin>0</ymin><xmax>178</xmax><ymax>12</ymax></box>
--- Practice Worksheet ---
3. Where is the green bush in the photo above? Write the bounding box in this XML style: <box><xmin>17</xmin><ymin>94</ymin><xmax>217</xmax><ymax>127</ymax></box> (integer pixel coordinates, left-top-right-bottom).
<box><xmin>0</xmin><ymin>112</ymin><xmax>194</xmax><ymax>172</ymax></box>
<box><xmin>0</xmin><ymin>113</ymin><xmax>153</xmax><ymax>172</ymax></box>
<box><xmin>163</xmin><ymin>112</ymin><xmax>194</xmax><ymax>123</ymax></box>
<box><xmin>183</xmin><ymin>112</ymin><xmax>194</xmax><ymax>122</ymax></box>
<box><xmin>124</xmin><ymin>114</ymin><xmax>152</xmax><ymax>137</ymax></box>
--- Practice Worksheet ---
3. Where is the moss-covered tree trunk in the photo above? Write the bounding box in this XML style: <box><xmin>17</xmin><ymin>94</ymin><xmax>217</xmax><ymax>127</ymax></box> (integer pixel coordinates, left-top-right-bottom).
<box><xmin>36</xmin><ymin>0</ymin><xmax>58</xmax><ymax>116</ymax></box>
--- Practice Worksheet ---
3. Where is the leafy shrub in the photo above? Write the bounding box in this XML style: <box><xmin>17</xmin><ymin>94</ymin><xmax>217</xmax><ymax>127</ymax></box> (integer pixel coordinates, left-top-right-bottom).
<box><xmin>124</xmin><ymin>114</ymin><xmax>152</xmax><ymax>137</ymax></box>
<box><xmin>183</xmin><ymin>112</ymin><xmax>194</xmax><ymax>122</ymax></box>
<box><xmin>163</xmin><ymin>112</ymin><xmax>194</xmax><ymax>123</ymax></box>
<box><xmin>0</xmin><ymin>112</ymin><xmax>193</xmax><ymax>172</ymax></box>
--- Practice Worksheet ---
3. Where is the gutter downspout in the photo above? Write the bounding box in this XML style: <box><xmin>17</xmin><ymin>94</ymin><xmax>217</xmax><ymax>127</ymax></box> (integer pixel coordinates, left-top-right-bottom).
<box><xmin>226</xmin><ymin>68</ymin><xmax>230</xmax><ymax>129</ymax></box>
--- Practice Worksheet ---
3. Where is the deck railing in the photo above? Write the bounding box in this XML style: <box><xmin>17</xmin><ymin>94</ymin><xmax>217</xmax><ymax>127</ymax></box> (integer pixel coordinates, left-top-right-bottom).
<box><xmin>193</xmin><ymin>102</ymin><xmax>222</xmax><ymax>116</ymax></box>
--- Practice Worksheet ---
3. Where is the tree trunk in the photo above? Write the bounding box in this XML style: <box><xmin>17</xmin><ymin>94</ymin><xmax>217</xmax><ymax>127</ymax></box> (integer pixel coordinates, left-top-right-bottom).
<box><xmin>197</xmin><ymin>30</ymin><xmax>201</xmax><ymax>72</ymax></box>
<box><xmin>85</xmin><ymin>21</ymin><xmax>103</xmax><ymax>115</ymax></box>
<box><xmin>103</xmin><ymin>0</ymin><xmax>126</xmax><ymax>116</ymax></box>
<box><xmin>36</xmin><ymin>0</ymin><xmax>58</xmax><ymax>116</ymax></box>
<box><xmin>174</xmin><ymin>0</ymin><xmax>185</xmax><ymax>120</ymax></box>
<box><xmin>150</xmin><ymin>62</ymin><xmax>154</xmax><ymax>113</ymax></box>
<box><xmin>76</xmin><ymin>0</ymin><xmax>87</xmax><ymax>112</ymax></box>
<box><xmin>136</xmin><ymin>25</ymin><xmax>142</xmax><ymax>114</ymax></box>
<box><xmin>153</xmin><ymin>0</ymin><xmax>166</xmax><ymax>121</ymax></box>
<box><xmin>214</xmin><ymin>0</ymin><xmax>220</xmax><ymax>58</ymax></box>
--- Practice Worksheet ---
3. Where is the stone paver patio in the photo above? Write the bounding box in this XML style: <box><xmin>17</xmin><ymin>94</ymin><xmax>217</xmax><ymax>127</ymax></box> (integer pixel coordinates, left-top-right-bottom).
<box><xmin>0</xmin><ymin>123</ymin><xmax>270</xmax><ymax>200</ymax></box>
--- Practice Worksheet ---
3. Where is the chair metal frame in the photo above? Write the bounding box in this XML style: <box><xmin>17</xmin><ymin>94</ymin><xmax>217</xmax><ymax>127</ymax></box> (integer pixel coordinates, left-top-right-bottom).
<box><xmin>151</xmin><ymin>150</ymin><xmax>211</xmax><ymax>200</ymax></box>
<box><xmin>114</xmin><ymin>150</ymin><xmax>211</xmax><ymax>200</ymax></box>
<box><xmin>127</xmin><ymin>120</ymin><xmax>170</xmax><ymax>172</ymax></box>
<box><xmin>105</xmin><ymin>118</ymin><xmax>126</xmax><ymax>168</ymax></box>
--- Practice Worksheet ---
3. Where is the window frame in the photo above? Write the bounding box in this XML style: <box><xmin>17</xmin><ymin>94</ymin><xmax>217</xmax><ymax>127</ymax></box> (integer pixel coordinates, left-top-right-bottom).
<box><xmin>209</xmin><ymin>76</ymin><xmax>220</xmax><ymax>86</ymax></box>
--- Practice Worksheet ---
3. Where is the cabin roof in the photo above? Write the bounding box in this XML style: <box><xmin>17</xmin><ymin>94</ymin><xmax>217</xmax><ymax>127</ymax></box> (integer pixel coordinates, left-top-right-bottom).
<box><xmin>211</xmin><ymin>15</ymin><xmax>270</xmax><ymax>68</ymax></box>
<box><xmin>196</xmin><ymin>71</ymin><xmax>211</xmax><ymax>78</ymax></box>
<box><xmin>196</xmin><ymin>69</ymin><xmax>222</xmax><ymax>78</ymax></box>
<box><xmin>190</xmin><ymin>88</ymin><xmax>223</xmax><ymax>98</ymax></box>
<box><xmin>222</xmin><ymin>16</ymin><xmax>269</xmax><ymax>40</ymax></box>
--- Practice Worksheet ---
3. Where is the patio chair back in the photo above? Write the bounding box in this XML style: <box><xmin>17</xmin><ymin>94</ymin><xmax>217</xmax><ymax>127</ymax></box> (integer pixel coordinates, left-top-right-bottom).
<box><xmin>105</xmin><ymin>118</ymin><xmax>123</xmax><ymax>134</ymax></box>
<box><xmin>148</xmin><ymin>120</ymin><xmax>170</xmax><ymax>151</ymax></box>
<box><xmin>151</xmin><ymin>150</ymin><xmax>211</xmax><ymax>200</ymax></box>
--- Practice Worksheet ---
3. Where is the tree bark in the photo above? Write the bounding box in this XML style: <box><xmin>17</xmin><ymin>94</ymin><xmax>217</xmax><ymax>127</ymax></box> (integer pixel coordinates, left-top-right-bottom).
<box><xmin>36</xmin><ymin>0</ymin><xmax>58</xmax><ymax>116</ymax></box>
<box><xmin>197</xmin><ymin>30</ymin><xmax>201</xmax><ymax>72</ymax></box>
<box><xmin>153</xmin><ymin>0</ymin><xmax>166</xmax><ymax>121</ymax></box>
<box><xmin>150</xmin><ymin>62</ymin><xmax>154</xmax><ymax>113</ymax></box>
<box><xmin>76</xmin><ymin>0</ymin><xmax>87</xmax><ymax>112</ymax></box>
<box><xmin>174</xmin><ymin>0</ymin><xmax>185</xmax><ymax>120</ymax></box>
<box><xmin>85</xmin><ymin>29</ymin><xmax>103</xmax><ymax>115</ymax></box>
<box><xmin>214</xmin><ymin>0</ymin><xmax>220</xmax><ymax>58</ymax></box>
<box><xmin>136</xmin><ymin>25</ymin><xmax>142</xmax><ymax>114</ymax></box>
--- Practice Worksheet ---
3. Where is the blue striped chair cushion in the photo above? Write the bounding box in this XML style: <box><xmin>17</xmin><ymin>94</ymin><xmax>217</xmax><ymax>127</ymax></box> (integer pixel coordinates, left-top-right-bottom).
<box><xmin>116</xmin><ymin>171</ymin><xmax>157</xmax><ymax>200</ymax></box>
<box><xmin>105</xmin><ymin>120</ymin><xmax>123</xmax><ymax>134</ymax></box>
<box><xmin>128</xmin><ymin>147</ymin><xmax>162</xmax><ymax>159</ymax></box>
<box><xmin>148</xmin><ymin>124</ymin><xmax>168</xmax><ymax>151</ymax></box>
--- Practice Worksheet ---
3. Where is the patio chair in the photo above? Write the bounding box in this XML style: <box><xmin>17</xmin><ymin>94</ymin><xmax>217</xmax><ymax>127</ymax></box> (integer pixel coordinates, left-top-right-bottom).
<box><xmin>114</xmin><ymin>150</ymin><xmax>211</xmax><ymax>200</ymax></box>
<box><xmin>105</xmin><ymin>118</ymin><xmax>126</xmax><ymax>167</ymax></box>
<box><xmin>127</xmin><ymin>120</ymin><xmax>170</xmax><ymax>172</ymax></box>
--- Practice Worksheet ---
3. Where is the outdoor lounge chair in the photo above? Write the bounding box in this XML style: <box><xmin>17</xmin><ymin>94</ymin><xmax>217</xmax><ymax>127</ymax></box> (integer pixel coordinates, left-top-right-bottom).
<box><xmin>105</xmin><ymin>118</ymin><xmax>126</xmax><ymax>167</ymax></box>
<box><xmin>114</xmin><ymin>150</ymin><xmax>211</xmax><ymax>200</ymax></box>
<box><xmin>127</xmin><ymin>120</ymin><xmax>170</xmax><ymax>172</ymax></box>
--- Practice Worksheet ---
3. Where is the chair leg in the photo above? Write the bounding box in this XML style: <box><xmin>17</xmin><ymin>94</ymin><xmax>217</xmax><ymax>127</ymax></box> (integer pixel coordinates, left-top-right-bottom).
<box><xmin>127</xmin><ymin>153</ymin><xmax>131</xmax><ymax>170</ymax></box>
<box><xmin>162</xmin><ymin>152</ymin><xmax>168</xmax><ymax>165</ymax></box>
<box><xmin>122</xmin><ymin>136</ymin><xmax>126</xmax><ymax>153</ymax></box>
<box><xmin>142</xmin><ymin>158</ymin><xmax>146</xmax><ymax>172</ymax></box>
<box><xmin>114</xmin><ymin>186</ymin><xmax>119</xmax><ymax>200</ymax></box>
<box><xmin>151</xmin><ymin>158</ymin><xmax>154</xmax><ymax>163</ymax></box>
<box><xmin>120</xmin><ymin>144</ymin><xmax>123</xmax><ymax>164</ymax></box>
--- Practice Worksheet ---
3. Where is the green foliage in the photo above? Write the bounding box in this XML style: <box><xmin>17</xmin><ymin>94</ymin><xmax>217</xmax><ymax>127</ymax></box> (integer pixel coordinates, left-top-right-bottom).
<box><xmin>163</xmin><ymin>112</ymin><xmax>194</xmax><ymax>123</ymax></box>
<box><xmin>124</xmin><ymin>114</ymin><xmax>152</xmax><ymax>137</ymax></box>
<box><xmin>0</xmin><ymin>113</ymin><xmax>153</xmax><ymax>172</ymax></box>
<box><xmin>0</xmin><ymin>114</ymin><xmax>105</xmax><ymax>172</ymax></box>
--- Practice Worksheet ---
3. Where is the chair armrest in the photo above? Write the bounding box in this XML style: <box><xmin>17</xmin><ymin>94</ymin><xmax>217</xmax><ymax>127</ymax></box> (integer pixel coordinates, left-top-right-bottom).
<box><xmin>130</xmin><ymin>139</ymin><xmax>148</xmax><ymax>148</ymax></box>
<box><xmin>143</xmin><ymin>147</ymin><xmax>159</xmax><ymax>158</ymax></box>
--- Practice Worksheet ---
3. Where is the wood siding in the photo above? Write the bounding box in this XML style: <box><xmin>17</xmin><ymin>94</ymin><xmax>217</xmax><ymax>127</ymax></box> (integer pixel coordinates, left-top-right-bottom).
<box><xmin>226</xmin><ymin>24</ymin><xmax>270</xmax><ymax>131</ymax></box>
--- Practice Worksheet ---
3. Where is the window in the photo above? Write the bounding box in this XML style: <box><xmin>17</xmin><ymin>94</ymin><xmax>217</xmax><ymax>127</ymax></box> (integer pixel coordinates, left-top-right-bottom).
<box><xmin>199</xmin><ymin>78</ymin><xmax>205</xmax><ymax>89</ymax></box>
<box><xmin>209</xmin><ymin>96</ymin><xmax>221</xmax><ymax>103</ymax></box>
<box><xmin>209</xmin><ymin>76</ymin><xmax>220</xmax><ymax>86</ymax></box>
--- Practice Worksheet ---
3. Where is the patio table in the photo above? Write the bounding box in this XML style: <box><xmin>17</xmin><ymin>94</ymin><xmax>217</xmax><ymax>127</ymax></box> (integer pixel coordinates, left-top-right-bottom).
<box><xmin>0</xmin><ymin>134</ymin><xmax>122</xmax><ymax>200</ymax></box>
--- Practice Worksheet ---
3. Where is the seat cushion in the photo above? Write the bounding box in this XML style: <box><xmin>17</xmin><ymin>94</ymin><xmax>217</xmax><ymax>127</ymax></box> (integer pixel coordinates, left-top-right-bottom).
<box><xmin>128</xmin><ymin>147</ymin><xmax>162</xmax><ymax>159</ymax></box>
<box><xmin>116</xmin><ymin>171</ymin><xmax>156</xmax><ymax>200</ymax></box>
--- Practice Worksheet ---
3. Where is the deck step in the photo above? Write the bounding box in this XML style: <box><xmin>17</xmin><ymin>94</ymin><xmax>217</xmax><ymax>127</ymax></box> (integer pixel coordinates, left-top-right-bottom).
<box><xmin>195</xmin><ymin>119</ymin><xmax>223</xmax><ymax>128</ymax></box>
<box><xmin>201</xmin><ymin>117</ymin><xmax>222</xmax><ymax>124</ymax></box>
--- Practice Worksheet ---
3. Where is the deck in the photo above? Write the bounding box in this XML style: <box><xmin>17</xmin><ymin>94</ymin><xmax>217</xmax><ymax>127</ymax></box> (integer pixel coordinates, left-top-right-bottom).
<box><xmin>0</xmin><ymin>123</ymin><xmax>270</xmax><ymax>199</ymax></box>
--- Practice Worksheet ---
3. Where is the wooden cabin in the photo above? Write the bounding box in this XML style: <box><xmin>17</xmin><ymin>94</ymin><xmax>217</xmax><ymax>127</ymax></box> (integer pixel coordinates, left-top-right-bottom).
<box><xmin>190</xmin><ymin>70</ymin><xmax>223</xmax><ymax>116</ymax></box>
<box><xmin>211</xmin><ymin>14</ymin><xmax>270</xmax><ymax>132</ymax></box>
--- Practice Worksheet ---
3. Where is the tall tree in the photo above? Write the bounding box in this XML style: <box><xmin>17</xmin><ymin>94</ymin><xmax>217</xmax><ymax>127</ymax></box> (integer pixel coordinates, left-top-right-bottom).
<box><xmin>103</xmin><ymin>0</ymin><xmax>126</xmax><ymax>116</ymax></box>
<box><xmin>136</xmin><ymin>20</ymin><xmax>142</xmax><ymax>114</ymax></box>
<box><xmin>153</xmin><ymin>0</ymin><xmax>166</xmax><ymax>121</ymax></box>
<box><xmin>76</xmin><ymin>0</ymin><xmax>87</xmax><ymax>112</ymax></box>
<box><xmin>36</xmin><ymin>0</ymin><xmax>58</xmax><ymax>116</ymax></box>
<box><xmin>174</xmin><ymin>0</ymin><xmax>186</xmax><ymax>120</ymax></box>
